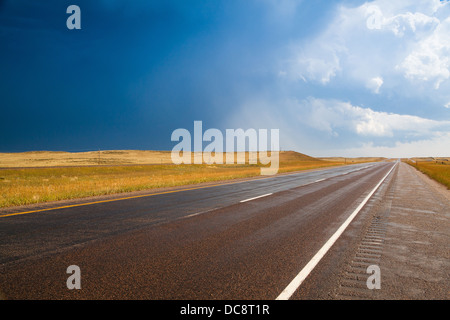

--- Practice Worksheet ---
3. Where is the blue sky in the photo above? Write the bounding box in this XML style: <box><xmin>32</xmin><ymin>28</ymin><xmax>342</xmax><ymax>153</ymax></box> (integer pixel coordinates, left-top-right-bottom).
<box><xmin>1</xmin><ymin>0</ymin><xmax>449</xmax><ymax>157</ymax></box>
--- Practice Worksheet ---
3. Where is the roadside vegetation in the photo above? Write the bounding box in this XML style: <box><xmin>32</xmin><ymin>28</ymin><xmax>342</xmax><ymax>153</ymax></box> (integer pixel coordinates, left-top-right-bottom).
<box><xmin>0</xmin><ymin>151</ymin><xmax>359</xmax><ymax>208</ymax></box>
<box><xmin>405</xmin><ymin>158</ymin><xmax>450</xmax><ymax>190</ymax></box>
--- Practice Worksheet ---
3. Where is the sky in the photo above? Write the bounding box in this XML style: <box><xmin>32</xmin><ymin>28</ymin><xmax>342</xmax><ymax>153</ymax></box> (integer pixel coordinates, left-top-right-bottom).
<box><xmin>1</xmin><ymin>0</ymin><xmax>449</xmax><ymax>157</ymax></box>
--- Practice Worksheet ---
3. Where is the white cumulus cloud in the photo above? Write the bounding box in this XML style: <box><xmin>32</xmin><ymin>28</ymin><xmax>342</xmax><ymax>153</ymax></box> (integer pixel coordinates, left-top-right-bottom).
<box><xmin>283</xmin><ymin>0</ymin><xmax>450</xmax><ymax>95</ymax></box>
<box><xmin>298</xmin><ymin>97</ymin><xmax>450</xmax><ymax>137</ymax></box>
<box><xmin>397</xmin><ymin>16</ymin><xmax>450</xmax><ymax>89</ymax></box>
<box><xmin>327</xmin><ymin>132</ymin><xmax>450</xmax><ymax>158</ymax></box>
<box><xmin>366</xmin><ymin>76</ymin><xmax>384</xmax><ymax>93</ymax></box>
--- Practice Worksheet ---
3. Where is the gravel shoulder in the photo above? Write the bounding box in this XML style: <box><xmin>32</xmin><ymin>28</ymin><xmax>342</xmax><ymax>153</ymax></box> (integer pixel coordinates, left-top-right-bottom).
<box><xmin>297</xmin><ymin>161</ymin><xmax>449</xmax><ymax>300</ymax></box>
<box><xmin>374</xmin><ymin>162</ymin><xmax>449</xmax><ymax>299</ymax></box>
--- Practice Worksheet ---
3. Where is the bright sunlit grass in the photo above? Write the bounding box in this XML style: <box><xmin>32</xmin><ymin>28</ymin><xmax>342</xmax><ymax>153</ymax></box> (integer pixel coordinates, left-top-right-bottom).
<box><xmin>406</xmin><ymin>160</ymin><xmax>450</xmax><ymax>190</ymax></box>
<box><xmin>0</xmin><ymin>151</ymin><xmax>350</xmax><ymax>208</ymax></box>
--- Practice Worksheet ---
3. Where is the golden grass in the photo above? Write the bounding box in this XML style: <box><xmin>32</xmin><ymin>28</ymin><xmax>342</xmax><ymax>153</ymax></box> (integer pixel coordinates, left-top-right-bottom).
<box><xmin>0</xmin><ymin>150</ymin><xmax>321</xmax><ymax>168</ymax></box>
<box><xmin>405</xmin><ymin>159</ymin><xmax>450</xmax><ymax>189</ymax></box>
<box><xmin>0</xmin><ymin>150</ymin><xmax>174</xmax><ymax>167</ymax></box>
<box><xmin>0</xmin><ymin>150</ymin><xmax>363</xmax><ymax>208</ymax></box>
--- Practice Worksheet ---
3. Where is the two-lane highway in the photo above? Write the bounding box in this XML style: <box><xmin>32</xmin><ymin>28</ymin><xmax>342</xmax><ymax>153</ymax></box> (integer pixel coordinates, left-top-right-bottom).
<box><xmin>0</xmin><ymin>161</ymin><xmax>396</xmax><ymax>299</ymax></box>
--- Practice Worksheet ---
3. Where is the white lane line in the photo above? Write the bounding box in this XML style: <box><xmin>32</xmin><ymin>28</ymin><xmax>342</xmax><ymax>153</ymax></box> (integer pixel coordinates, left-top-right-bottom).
<box><xmin>240</xmin><ymin>193</ymin><xmax>273</xmax><ymax>203</ymax></box>
<box><xmin>177</xmin><ymin>206</ymin><xmax>224</xmax><ymax>220</ymax></box>
<box><xmin>276</xmin><ymin>162</ymin><xmax>397</xmax><ymax>300</ymax></box>
<box><xmin>181</xmin><ymin>165</ymin><xmax>377</xmax><ymax>221</ymax></box>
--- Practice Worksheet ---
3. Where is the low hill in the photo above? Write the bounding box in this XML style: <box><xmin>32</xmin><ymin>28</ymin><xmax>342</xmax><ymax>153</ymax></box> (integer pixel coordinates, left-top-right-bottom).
<box><xmin>279</xmin><ymin>151</ymin><xmax>322</xmax><ymax>162</ymax></box>
<box><xmin>0</xmin><ymin>150</ymin><xmax>324</xmax><ymax>168</ymax></box>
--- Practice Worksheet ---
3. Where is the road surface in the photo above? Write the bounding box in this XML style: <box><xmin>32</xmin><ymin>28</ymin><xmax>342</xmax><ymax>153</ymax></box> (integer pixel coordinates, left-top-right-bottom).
<box><xmin>0</xmin><ymin>161</ymin><xmax>448</xmax><ymax>300</ymax></box>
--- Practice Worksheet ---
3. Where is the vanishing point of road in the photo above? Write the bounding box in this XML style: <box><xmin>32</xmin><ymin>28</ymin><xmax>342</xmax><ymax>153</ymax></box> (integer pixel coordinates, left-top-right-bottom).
<box><xmin>0</xmin><ymin>161</ymin><xmax>448</xmax><ymax>299</ymax></box>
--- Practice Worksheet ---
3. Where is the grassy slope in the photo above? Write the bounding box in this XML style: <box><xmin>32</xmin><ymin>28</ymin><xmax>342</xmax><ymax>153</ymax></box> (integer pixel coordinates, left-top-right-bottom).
<box><xmin>0</xmin><ymin>150</ymin><xmax>174</xmax><ymax>167</ymax></box>
<box><xmin>405</xmin><ymin>159</ymin><xmax>450</xmax><ymax>190</ymax></box>
<box><xmin>0</xmin><ymin>151</ymin><xmax>346</xmax><ymax>208</ymax></box>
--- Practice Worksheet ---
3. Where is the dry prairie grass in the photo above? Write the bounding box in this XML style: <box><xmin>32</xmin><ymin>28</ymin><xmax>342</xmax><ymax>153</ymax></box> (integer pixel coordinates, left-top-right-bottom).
<box><xmin>0</xmin><ymin>150</ymin><xmax>349</xmax><ymax>208</ymax></box>
<box><xmin>405</xmin><ymin>159</ymin><xmax>450</xmax><ymax>189</ymax></box>
<box><xmin>0</xmin><ymin>150</ymin><xmax>174</xmax><ymax>167</ymax></box>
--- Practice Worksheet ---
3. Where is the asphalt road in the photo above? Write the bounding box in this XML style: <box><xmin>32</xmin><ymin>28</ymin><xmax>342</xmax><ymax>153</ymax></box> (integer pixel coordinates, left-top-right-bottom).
<box><xmin>0</xmin><ymin>162</ymin><xmax>400</xmax><ymax>299</ymax></box>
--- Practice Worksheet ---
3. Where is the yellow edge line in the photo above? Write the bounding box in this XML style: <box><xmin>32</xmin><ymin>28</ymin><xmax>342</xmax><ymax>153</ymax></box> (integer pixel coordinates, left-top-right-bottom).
<box><xmin>0</xmin><ymin>163</ymin><xmax>350</xmax><ymax>219</ymax></box>
<box><xmin>0</xmin><ymin>180</ymin><xmax>248</xmax><ymax>218</ymax></box>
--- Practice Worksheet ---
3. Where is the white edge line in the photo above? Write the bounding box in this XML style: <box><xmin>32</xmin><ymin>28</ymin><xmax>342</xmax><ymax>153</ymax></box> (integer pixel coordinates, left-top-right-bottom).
<box><xmin>276</xmin><ymin>162</ymin><xmax>397</xmax><ymax>300</ymax></box>
<box><xmin>176</xmin><ymin>163</ymin><xmax>378</xmax><ymax>221</ymax></box>
<box><xmin>239</xmin><ymin>163</ymin><xmax>376</xmax><ymax>204</ymax></box>
<box><xmin>240</xmin><ymin>193</ymin><xmax>273</xmax><ymax>203</ymax></box>
<box><xmin>1</xmin><ymin>162</ymin><xmax>379</xmax><ymax>219</ymax></box>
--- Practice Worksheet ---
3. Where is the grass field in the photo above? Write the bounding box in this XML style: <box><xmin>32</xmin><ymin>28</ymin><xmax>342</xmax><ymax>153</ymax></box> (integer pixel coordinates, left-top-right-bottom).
<box><xmin>0</xmin><ymin>150</ymin><xmax>355</xmax><ymax>208</ymax></box>
<box><xmin>405</xmin><ymin>159</ymin><xmax>450</xmax><ymax>190</ymax></box>
<box><xmin>0</xmin><ymin>150</ymin><xmax>174</xmax><ymax>167</ymax></box>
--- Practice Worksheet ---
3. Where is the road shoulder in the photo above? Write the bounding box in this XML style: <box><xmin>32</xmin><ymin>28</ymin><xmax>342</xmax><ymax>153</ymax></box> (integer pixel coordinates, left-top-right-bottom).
<box><xmin>378</xmin><ymin>162</ymin><xmax>449</xmax><ymax>299</ymax></box>
<box><xmin>296</xmin><ymin>162</ymin><xmax>449</xmax><ymax>300</ymax></box>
